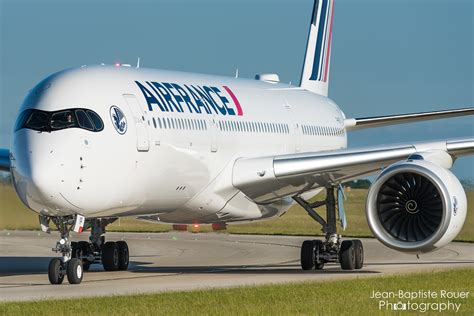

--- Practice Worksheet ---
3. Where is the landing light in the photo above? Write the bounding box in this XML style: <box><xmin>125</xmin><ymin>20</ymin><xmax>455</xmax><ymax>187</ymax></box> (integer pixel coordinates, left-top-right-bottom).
<box><xmin>191</xmin><ymin>224</ymin><xmax>201</xmax><ymax>233</ymax></box>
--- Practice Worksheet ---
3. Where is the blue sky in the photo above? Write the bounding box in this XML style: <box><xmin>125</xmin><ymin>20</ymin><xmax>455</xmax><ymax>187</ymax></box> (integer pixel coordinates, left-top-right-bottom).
<box><xmin>0</xmin><ymin>0</ymin><xmax>472</xmax><ymax>179</ymax></box>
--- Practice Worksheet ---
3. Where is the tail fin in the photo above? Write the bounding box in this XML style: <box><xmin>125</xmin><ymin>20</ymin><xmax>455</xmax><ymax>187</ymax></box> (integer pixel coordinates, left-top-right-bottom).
<box><xmin>300</xmin><ymin>0</ymin><xmax>335</xmax><ymax>96</ymax></box>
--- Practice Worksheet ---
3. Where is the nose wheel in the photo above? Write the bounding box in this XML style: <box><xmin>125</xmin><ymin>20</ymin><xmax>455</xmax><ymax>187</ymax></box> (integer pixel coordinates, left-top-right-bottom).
<box><xmin>48</xmin><ymin>258</ymin><xmax>65</xmax><ymax>284</ymax></box>
<box><xmin>48</xmin><ymin>257</ymin><xmax>84</xmax><ymax>285</ymax></box>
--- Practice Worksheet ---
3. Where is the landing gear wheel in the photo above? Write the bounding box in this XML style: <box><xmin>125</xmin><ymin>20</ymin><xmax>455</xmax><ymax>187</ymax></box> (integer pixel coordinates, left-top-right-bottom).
<box><xmin>116</xmin><ymin>241</ymin><xmax>129</xmax><ymax>271</ymax></box>
<box><xmin>102</xmin><ymin>241</ymin><xmax>119</xmax><ymax>271</ymax></box>
<box><xmin>301</xmin><ymin>240</ymin><xmax>315</xmax><ymax>270</ymax></box>
<box><xmin>48</xmin><ymin>258</ymin><xmax>64</xmax><ymax>285</ymax></box>
<box><xmin>339</xmin><ymin>240</ymin><xmax>356</xmax><ymax>270</ymax></box>
<box><xmin>352</xmin><ymin>239</ymin><xmax>364</xmax><ymax>269</ymax></box>
<box><xmin>313</xmin><ymin>240</ymin><xmax>325</xmax><ymax>270</ymax></box>
<box><xmin>66</xmin><ymin>258</ymin><xmax>83</xmax><ymax>284</ymax></box>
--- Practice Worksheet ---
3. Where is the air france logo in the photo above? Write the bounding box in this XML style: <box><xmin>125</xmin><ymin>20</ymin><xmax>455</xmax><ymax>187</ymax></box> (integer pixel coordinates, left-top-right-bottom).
<box><xmin>135</xmin><ymin>81</ymin><xmax>243</xmax><ymax>116</ymax></box>
<box><xmin>110</xmin><ymin>106</ymin><xmax>127</xmax><ymax>135</ymax></box>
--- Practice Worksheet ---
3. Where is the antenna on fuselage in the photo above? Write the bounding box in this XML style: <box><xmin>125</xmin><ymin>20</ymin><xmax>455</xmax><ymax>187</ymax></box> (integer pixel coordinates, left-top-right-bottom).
<box><xmin>136</xmin><ymin>57</ymin><xmax>141</xmax><ymax>69</ymax></box>
<box><xmin>235</xmin><ymin>68</ymin><xmax>239</xmax><ymax>79</ymax></box>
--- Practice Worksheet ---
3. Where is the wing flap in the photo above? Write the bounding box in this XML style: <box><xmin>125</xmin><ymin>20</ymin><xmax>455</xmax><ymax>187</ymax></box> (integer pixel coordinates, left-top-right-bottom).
<box><xmin>233</xmin><ymin>138</ymin><xmax>473</xmax><ymax>204</ymax></box>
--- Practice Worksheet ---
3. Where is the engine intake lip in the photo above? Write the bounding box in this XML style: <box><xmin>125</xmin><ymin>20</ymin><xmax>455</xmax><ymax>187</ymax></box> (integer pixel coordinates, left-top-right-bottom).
<box><xmin>366</xmin><ymin>162</ymin><xmax>451</xmax><ymax>253</ymax></box>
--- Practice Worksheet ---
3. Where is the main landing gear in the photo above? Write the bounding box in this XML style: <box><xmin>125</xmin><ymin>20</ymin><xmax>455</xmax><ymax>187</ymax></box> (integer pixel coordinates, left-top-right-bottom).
<box><xmin>293</xmin><ymin>187</ymin><xmax>364</xmax><ymax>271</ymax></box>
<box><xmin>45</xmin><ymin>217</ymin><xmax>129</xmax><ymax>285</ymax></box>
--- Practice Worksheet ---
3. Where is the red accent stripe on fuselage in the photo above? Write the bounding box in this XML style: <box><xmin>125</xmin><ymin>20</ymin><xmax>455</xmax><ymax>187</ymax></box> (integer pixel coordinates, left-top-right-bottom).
<box><xmin>223</xmin><ymin>86</ymin><xmax>243</xmax><ymax>116</ymax></box>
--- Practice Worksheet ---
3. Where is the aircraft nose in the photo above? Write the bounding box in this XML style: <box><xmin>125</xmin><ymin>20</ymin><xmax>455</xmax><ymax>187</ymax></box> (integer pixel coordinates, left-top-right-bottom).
<box><xmin>12</xmin><ymin>142</ymin><xmax>57</xmax><ymax>209</ymax></box>
<box><xmin>29</xmin><ymin>158</ymin><xmax>59</xmax><ymax>201</ymax></box>
<box><xmin>11</xmin><ymin>131</ymin><xmax>80</xmax><ymax>214</ymax></box>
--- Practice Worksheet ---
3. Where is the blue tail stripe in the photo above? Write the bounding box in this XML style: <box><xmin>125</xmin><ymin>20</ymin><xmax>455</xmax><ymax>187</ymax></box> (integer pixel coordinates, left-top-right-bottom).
<box><xmin>309</xmin><ymin>0</ymin><xmax>328</xmax><ymax>81</ymax></box>
<box><xmin>311</xmin><ymin>0</ymin><xmax>320</xmax><ymax>26</ymax></box>
<box><xmin>318</xmin><ymin>0</ymin><xmax>331</xmax><ymax>81</ymax></box>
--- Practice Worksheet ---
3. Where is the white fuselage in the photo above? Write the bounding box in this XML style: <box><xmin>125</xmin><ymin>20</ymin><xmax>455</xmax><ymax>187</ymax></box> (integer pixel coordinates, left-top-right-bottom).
<box><xmin>11</xmin><ymin>66</ymin><xmax>347</xmax><ymax>223</ymax></box>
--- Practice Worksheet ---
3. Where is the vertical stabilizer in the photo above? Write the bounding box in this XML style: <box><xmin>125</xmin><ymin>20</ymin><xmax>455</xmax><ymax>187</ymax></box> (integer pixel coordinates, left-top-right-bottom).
<box><xmin>300</xmin><ymin>0</ymin><xmax>335</xmax><ymax>96</ymax></box>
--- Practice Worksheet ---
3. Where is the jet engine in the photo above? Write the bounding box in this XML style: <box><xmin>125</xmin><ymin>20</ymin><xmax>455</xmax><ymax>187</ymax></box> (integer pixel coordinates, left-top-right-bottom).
<box><xmin>366</xmin><ymin>158</ymin><xmax>466</xmax><ymax>253</ymax></box>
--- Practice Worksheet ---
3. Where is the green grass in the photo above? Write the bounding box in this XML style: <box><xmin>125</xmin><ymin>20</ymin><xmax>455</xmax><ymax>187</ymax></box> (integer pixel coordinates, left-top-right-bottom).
<box><xmin>1</xmin><ymin>183</ymin><xmax>473</xmax><ymax>241</ymax></box>
<box><xmin>1</xmin><ymin>268</ymin><xmax>472</xmax><ymax>315</ymax></box>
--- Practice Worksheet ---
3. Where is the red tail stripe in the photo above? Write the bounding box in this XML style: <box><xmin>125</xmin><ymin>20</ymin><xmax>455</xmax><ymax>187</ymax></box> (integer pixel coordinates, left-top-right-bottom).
<box><xmin>324</xmin><ymin>0</ymin><xmax>335</xmax><ymax>82</ymax></box>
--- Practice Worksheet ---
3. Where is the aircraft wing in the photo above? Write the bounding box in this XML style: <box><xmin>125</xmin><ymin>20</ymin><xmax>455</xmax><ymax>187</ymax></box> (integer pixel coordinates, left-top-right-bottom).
<box><xmin>232</xmin><ymin>138</ymin><xmax>474</xmax><ymax>204</ymax></box>
<box><xmin>0</xmin><ymin>149</ymin><xmax>10</xmax><ymax>172</ymax></box>
<box><xmin>344</xmin><ymin>107</ymin><xmax>474</xmax><ymax>131</ymax></box>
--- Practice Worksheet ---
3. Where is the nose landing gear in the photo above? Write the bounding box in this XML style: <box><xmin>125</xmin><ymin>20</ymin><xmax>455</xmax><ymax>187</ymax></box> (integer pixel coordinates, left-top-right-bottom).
<box><xmin>45</xmin><ymin>216</ymin><xmax>129</xmax><ymax>285</ymax></box>
<box><xmin>294</xmin><ymin>187</ymin><xmax>364</xmax><ymax>272</ymax></box>
<box><xmin>48</xmin><ymin>217</ymin><xmax>84</xmax><ymax>284</ymax></box>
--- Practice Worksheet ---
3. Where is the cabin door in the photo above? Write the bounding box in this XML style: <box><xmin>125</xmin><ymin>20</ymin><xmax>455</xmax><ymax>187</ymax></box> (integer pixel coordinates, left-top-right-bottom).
<box><xmin>123</xmin><ymin>94</ymin><xmax>150</xmax><ymax>152</ymax></box>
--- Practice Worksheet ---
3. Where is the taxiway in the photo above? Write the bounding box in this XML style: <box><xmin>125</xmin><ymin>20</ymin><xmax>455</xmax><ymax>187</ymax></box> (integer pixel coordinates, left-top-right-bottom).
<box><xmin>0</xmin><ymin>231</ymin><xmax>472</xmax><ymax>301</ymax></box>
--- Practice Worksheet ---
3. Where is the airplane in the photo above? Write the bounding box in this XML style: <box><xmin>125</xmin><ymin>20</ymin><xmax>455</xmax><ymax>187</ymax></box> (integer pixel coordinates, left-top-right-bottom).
<box><xmin>0</xmin><ymin>0</ymin><xmax>472</xmax><ymax>285</ymax></box>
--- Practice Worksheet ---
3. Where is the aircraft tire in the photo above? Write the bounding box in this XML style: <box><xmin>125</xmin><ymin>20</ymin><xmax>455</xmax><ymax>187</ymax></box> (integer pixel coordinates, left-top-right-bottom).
<box><xmin>48</xmin><ymin>258</ymin><xmax>64</xmax><ymax>285</ymax></box>
<box><xmin>117</xmin><ymin>241</ymin><xmax>129</xmax><ymax>271</ymax></box>
<box><xmin>352</xmin><ymin>239</ymin><xmax>364</xmax><ymax>269</ymax></box>
<box><xmin>102</xmin><ymin>241</ymin><xmax>119</xmax><ymax>271</ymax></box>
<box><xmin>301</xmin><ymin>240</ymin><xmax>316</xmax><ymax>270</ymax></box>
<box><xmin>339</xmin><ymin>240</ymin><xmax>356</xmax><ymax>270</ymax></box>
<box><xmin>66</xmin><ymin>258</ymin><xmax>83</xmax><ymax>284</ymax></box>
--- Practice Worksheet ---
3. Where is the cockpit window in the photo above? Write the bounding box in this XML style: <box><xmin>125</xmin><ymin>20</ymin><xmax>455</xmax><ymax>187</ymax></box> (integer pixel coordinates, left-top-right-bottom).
<box><xmin>51</xmin><ymin>110</ymin><xmax>77</xmax><ymax>129</ymax></box>
<box><xmin>75</xmin><ymin>110</ymin><xmax>95</xmax><ymax>131</ymax></box>
<box><xmin>86</xmin><ymin>110</ymin><xmax>104</xmax><ymax>131</ymax></box>
<box><xmin>15</xmin><ymin>108</ymin><xmax>104</xmax><ymax>132</ymax></box>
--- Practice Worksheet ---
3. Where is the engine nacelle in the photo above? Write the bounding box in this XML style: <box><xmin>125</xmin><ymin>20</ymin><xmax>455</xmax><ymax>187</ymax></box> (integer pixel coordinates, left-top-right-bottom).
<box><xmin>366</xmin><ymin>159</ymin><xmax>467</xmax><ymax>253</ymax></box>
